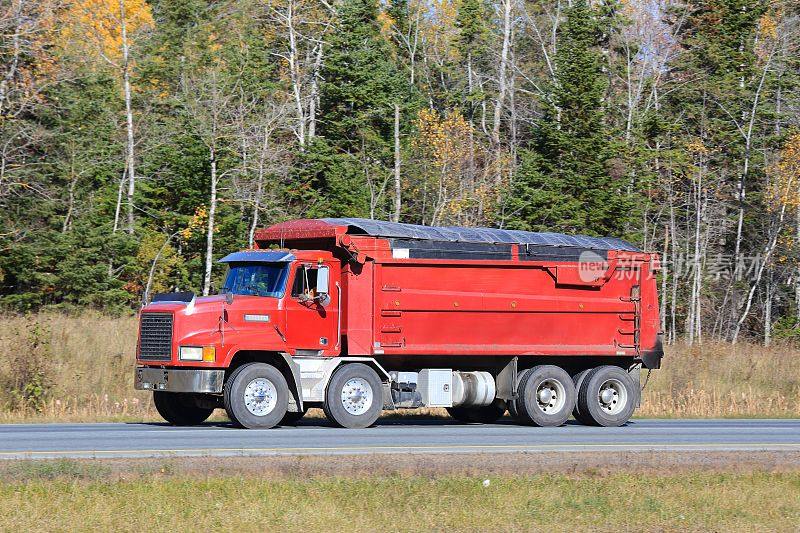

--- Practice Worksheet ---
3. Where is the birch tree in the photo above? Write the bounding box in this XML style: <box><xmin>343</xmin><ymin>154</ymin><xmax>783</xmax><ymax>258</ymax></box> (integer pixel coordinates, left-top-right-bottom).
<box><xmin>61</xmin><ymin>0</ymin><xmax>153</xmax><ymax>234</ymax></box>
<box><xmin>181</xmin><ymin>66</ymin><xmax>235</xmax><ymax>296</ymax></box>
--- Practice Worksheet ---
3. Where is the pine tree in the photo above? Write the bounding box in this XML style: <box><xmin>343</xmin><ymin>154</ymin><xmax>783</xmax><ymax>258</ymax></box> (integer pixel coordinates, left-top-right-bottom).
<box><xmin>318</xmin><ymin>0</ymin><xmax>414</xmax><ymax>155</ymax></box>
<box><xmin>312</xmin><ymin>0</ymin><xmax>416</xmax><ymax>218</ymax></box>
<box><xmin>509</xmin><ymin>0</ymin><xmax>633</xmax><ymax>237</ymax></box>
<box><xmin>455</xmin><ymin>0</ymin><xmax>490</xmax><ymax>85</ymax></box>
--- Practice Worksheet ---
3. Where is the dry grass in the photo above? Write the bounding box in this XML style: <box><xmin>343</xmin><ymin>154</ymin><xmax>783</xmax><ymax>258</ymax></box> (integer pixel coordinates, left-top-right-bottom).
<box><xmin>0</xmin><ymin>465</ymin><xmax>797</xmax><ymax>531</ymax></box>
<box><xmin>0</xmin><ymin>313</ymin><xmax>154</xmax><ymax>422</ymax></box>
<box><xmin>640</xmin><ymin>342</ymin><xmax>800</xmax><ymax>417</ymax></box>
<box><xmin>0</xmin><ymin>313</ymin><xmax>798</xmax><ymax>422</ymax></box>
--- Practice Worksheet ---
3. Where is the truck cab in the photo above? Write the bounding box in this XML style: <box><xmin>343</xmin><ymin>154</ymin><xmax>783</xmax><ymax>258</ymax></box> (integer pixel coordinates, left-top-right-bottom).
<box><xmin>137</xmin><ymin>250</ymin><xmax>340</xmax><ymax>365</ymax></box>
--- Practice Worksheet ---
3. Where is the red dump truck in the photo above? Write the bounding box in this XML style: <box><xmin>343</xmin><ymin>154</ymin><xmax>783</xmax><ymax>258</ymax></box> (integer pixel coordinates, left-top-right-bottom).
<box><xmin>135</xmin><ymin>218</ymin><xmax>662</xmax><ymax>429</ymax></box>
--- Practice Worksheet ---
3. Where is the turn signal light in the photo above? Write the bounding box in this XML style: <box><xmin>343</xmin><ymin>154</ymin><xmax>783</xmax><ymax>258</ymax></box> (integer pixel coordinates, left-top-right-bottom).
<box><xmin>202</xmin><ymin>345</ymin><xmax>216</xmax><ymax>362</ymax></box>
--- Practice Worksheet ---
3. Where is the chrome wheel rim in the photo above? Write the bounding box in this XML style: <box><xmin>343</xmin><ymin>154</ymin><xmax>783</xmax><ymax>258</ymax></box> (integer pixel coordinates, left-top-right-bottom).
<box><xmin>535</xmin><ymin>379</ymin><xmax>566</xmax><ymax>414</ymax></box>
<box><xmin>597</xmin><ymin>378</ymin><xmax>627</xmax><ymax>415</ymax></box>
<box><xmin>244</xmin><ymin>377</ymin><xmax>277</xmax><ymax>416</ymax></box>
<box><xmin>341</xmin><ymin>377</ymin><xmax>373</xmax><ymax>416</ymax></box>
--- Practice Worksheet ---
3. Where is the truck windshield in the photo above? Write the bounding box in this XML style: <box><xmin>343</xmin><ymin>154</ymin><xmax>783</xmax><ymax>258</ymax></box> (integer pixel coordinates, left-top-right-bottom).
<box><xmin>222</xmin><ymin>263</ymin><xmax>289</xmax><ymax>297</ymax></box>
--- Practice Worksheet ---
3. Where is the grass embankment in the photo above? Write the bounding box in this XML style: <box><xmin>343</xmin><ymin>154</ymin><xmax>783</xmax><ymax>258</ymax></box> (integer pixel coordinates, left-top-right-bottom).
<box><xmin>0</xmin><ymin>313</ymin><xmax>798</xmax><ymax>422</ymax></box>
<box><xmin>0</xmin><ymin>458</ymin><xmax>798</xmax><ymax>531</ymax></box>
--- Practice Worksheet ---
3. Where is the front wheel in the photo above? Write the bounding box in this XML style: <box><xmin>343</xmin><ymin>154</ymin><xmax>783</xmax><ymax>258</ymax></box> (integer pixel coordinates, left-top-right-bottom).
<box><xmin>224</xmin><ymin>363</ymin><xmax>289</xmax><ymax>429</ymax></box>
<box><xmin>153</xmin><ymin>391</ymin><xmax>214</xmax><ymax>426</ymax></box>
<box><xmin>323</xmin><ymin>363</ymin><xmax>382</xmax><ymax>428</ymax></box>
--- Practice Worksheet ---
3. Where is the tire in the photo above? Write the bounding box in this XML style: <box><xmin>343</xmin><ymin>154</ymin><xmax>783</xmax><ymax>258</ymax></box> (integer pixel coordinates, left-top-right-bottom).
<box><xmin>515</xmin><ymin>365</ymin><xmax>576</xmax><ymax>427</ymax></box>
<box><xmin>446</xmin><ymin>400</ymin><xmax>506</xmax><ymax>424</ymax></box>
<box><xmin>153</xmin><ymin>391</ymin><xmax>214</xmax><ymax>426</ymax></box>
<box><xmin>223</xmin><ymin>362</ymin><xmax>289</xmax><ymax>429</ymax></box>
<box><xmin>323</xmin><ymin>363</ymin><xmax>382</xmax><ymax>428</ymax></box>
<box><xmin>507</xmin><ymin>368</ymin><xmax>533</xmax><ymax>421</ymax></box>
<box><xmin>576</xmin><ymin>365</ymin><xmax>638</xmax><ymax>427</ymax></box>
<box><xmin>280</xmin><ymin>409</ymin><xmax>307</xmax><ymax>426</ymax></box>
<box><xmin>571</xmin><ymin>368</ymin><xmax>594</xmax><ymax>425</ymax></box>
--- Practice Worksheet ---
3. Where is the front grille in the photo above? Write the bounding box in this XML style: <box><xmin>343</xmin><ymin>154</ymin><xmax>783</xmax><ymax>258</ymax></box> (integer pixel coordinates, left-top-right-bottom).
<box><xmin>138</xmin><ymin>313</ymin><xmax>173</xmax><ymax>361</ymax></box>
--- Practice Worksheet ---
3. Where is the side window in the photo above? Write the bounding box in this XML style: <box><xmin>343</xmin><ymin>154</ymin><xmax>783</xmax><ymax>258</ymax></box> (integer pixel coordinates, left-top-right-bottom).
<box><xmin>291</xmin><ymin>266</ymin><xmax>319</xmax><ymax>298</ymax></box>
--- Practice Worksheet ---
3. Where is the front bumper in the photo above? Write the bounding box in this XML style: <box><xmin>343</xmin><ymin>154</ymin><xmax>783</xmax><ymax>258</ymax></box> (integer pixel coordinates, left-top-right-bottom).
<box><xmin>135</xmin><ymin>367</ymin><xmax>225</xmax><ymax>393</ymax></box>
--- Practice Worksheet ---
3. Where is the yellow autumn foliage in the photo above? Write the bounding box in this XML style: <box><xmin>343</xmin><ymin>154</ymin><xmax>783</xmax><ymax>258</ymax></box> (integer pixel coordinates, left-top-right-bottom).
<box><xmin>767</xmin><ymin>133</ymin><xmax>800</xmax><ymax>212</ymax></box>
<box><xmin>60</xmin><ymin>0</ymin><xmax>154</xmax><ymax>61</ymax></box>
<box><xmin>419</xmin><ymin>0</ymin><xmax>459</xmax><ymax>63</ymax></box>
<box><xmin>412</xmin><ymin>107</ymin><xmax>507</xmax><ymax>224</ymax></box>
<box><xmin>685</xmin><ymin>138</ymin><xmax>709</xmax><ymax>155</ymax></box>
<box><xmin>758</xmin><ymin>12</ymin><xmax>778</xmax><ymax>41</ymax></box>
<box><xmin>179</xmin><ymin>206</ymin><xmax>209</xmax><ymax>242</ymax></box>
<box><xmin>415</xmin><ymin>107</ymin><xmax>473</xmax><ymax>170</ymax></box>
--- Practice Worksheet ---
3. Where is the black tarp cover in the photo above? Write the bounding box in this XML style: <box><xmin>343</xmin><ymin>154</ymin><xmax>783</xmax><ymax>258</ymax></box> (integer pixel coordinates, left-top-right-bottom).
<box><xmin>322</xmin><ymin>218</ymin><xmax>640</xmax><ymax>252</ymax></box>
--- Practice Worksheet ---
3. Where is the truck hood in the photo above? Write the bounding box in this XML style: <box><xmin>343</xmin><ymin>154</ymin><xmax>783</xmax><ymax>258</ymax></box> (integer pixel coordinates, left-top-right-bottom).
<box><xmin>140</xmin><ymin>294</ymin><xmax>287</xmax><ymax>364</ymax></box>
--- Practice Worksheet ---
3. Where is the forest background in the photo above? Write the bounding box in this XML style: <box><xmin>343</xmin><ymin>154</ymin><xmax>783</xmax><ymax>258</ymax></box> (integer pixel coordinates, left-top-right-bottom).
<box><xmin>1</xmin><ymin>0</ymin><xmax>800</xmax><ymax>349</ymax></box>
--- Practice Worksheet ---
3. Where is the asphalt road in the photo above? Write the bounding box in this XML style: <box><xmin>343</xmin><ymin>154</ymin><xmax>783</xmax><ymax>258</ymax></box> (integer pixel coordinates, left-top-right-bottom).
<box><xmin>0</xmin><ymin>418</ymin><xmax>798</xmax><ymax>460</ymax></box>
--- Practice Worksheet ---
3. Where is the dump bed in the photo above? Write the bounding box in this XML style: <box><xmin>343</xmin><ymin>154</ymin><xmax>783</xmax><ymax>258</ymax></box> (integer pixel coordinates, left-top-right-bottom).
<box><xmin>255</xmin><ymin>219</ymin><xmax>662</xmax><ymax>366</ymax></box>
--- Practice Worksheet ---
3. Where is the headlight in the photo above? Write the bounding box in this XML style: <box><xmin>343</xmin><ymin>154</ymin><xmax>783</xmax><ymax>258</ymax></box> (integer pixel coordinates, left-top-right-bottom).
<box><xmin>179</xmin><ymin>345</ymin><xmax>215</xmax><ymax>362</ymax></box>
<box><xmin>179</xmin><ymin>346</ymin><xmax>203</xmax><ymax>361</ymax></box>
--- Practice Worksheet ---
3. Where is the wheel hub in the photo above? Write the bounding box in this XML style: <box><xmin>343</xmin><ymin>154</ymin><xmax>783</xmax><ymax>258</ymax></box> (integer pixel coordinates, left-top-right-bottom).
<box><xmin>341</xmin><ymin>377</ymin><xmax>373</xmax><ymax>416</ymax></box>
<box><xmin>597</xmin><ymin>378</ymin><xmax>628</xmax><ymax>415</ymax></box>
<box><xmin>244</xmin><ymin>377</ymin><xmax>277</xmax><ymax>417</ymax></box>
<box><xmin>600</xmin><ymin>388</ymin><xmax>615</xmax><ymax>405</ymax></box>
<box><xmin>538</xmin><ymin>388</ymin><xmax>553</xmax><ymax>404</ymax></box>
<box><xmin>535</xmin><ymin>379</ymin><xmax>566</xmax><ymax>414</ymax></box>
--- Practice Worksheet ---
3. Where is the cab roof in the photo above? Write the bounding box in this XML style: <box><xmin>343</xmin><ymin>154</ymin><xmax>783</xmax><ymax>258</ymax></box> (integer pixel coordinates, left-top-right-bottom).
<box><xmin>219</xmin><ymin>250</ymin><xmax>295</xmax><ymax>263</ymax></box>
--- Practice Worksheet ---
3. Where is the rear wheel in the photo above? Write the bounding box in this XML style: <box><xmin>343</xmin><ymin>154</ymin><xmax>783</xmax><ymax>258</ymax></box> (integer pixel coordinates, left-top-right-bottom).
<box><xmin>576</xmin><ymin>365</ymin><xmax>638</xmax><ymax>427</ymax></box>
<box><xmin>515</xmin><ymin>365</ymin><xmax>576</xmax><ymax>427</ymax></box>
<box><xmin>447</xmin><ymin>400</ymin><xmax>506</xmax><ymax>424</ymax></box>
<box><xmin>571</xmin><ymin>368</ymin><xmax>594</xmax><ymax>425</ymax></box>
<box><xmin>507</xmin><ymin>368</ymin><xmax>532</xmax><ymax>421</ymax></box>
<box><xmin>153</xmin><ymin>391</ymin><xmax>214</xmax><ymax>426</ymax></box>
<box><xmin>323</xmin><ymin>363</ymin><xmax>382</xmax><ymax>428</ymax></box>
<box><xmin>224</xmin><ymin>363</ymin><xmax>289</xmax><ymax>429</ymax></box>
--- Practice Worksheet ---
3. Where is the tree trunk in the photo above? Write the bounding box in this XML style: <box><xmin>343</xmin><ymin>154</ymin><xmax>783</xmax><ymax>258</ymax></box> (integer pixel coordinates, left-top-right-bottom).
<box><xmin>660</xmin><ymin>223</ymin><xmax>668</xmax><ymax>336</ymax></box>
<box><xmin>731</xmin><ymin>47</ymin><xmax>774</xmax><ymax>291</ymax></box>
<box><xmin>688</xmin><ymin>216</ymin><xmax>700</xmax><ymax>344</ymax></box>
<box><xmin>688</xmin><ymin>162</ymin><xmax>705</xmax><ymax>345</ymax></box>
<box><xmin>203</xmin><ymin>145</ymin><xmax>218</xmax><ymax>296</ymax></box>
<box><xmin>668</xmin><ymin>189</ymin><xmax>678</xmax><ymax>344</ymax></box>
<box><xmin>796</xmin><ymin>205</ymin><xmax>800</xmax><ymax>322</ymax></box>
<box><xmin>307</xmin><ymin>43</ymin><xmax>323</xmax><ymax>142</ymax></box>
<box><xmin>0</xmin><ymin>0</ymin><xmax>23</xmax><ymax>118</ymax></box>
<box><xmin>120</xmin><ymin>0</ymin><xmax>137</xmax><ymax>234</ymax></box>
<box><xmin>764</xmin><ymin>269</ymin><xmax>773</xmax><ymax>347</ymax></box>
<box><xmin>286</xmin><ymin>0</ymin><xmax>306</xmax><ymax>147</ymax></box>
<box><xmin>112</xmin><ymin>167</ymin><xmax>127</xmax><ymax>233</ymax></box>
<box><xmin>492</xmin><ymin>0</ymin><xmax>512</xmax><ymax>152</ymax></box>
<box><xmin>733</xmin><ymin>201</ymin><xmax>790</xmax><ymax>344</ymax></box>
<box><xmin>249</xmin><ymin>123</ymin><xmax>271</xmax><ymax>248</ymax></box>
<box><xmin>62</xmin><ymin>150</ymin><xmax>78</xmax><ymax>233</ymax></box>
<box><xmin>393</xmin><ymin>103</ymin><xmax>401</xmax><ymax>222</ymax></box>
<box><xmin>144</xmin><ymin>232</ymin><xmax>177</xmax><ymax>306</ymax></box>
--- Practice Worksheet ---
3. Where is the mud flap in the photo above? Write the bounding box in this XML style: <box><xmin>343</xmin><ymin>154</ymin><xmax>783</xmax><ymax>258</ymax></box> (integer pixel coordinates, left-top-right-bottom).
<box><xmin>640</xmin><ymin>334</ymin><xmax>664</xmax><ymax>369</ymax></box>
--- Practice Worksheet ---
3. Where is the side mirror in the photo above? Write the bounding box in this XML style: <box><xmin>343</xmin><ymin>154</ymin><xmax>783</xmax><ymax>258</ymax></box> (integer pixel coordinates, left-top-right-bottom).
<box><xmin>225</xmin><ymin>290</ymin><xmax>234</xmax><ymax>305</ymax></box>
<box><xmin>316</xmin><ymin>266</ymin><xmax>330</xmax><ymax>298</ymax></box>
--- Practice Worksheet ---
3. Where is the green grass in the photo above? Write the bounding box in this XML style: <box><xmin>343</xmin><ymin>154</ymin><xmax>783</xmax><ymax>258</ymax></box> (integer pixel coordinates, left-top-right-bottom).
<box><xmin>0</xmin><ymin>469</ymin><xmax>798</xmax><ymax>531</ymax></box>
<box><xmin>4</xmin><ymin>459</ymin><xmax>111</xmax><ymax>481</ymax></box>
